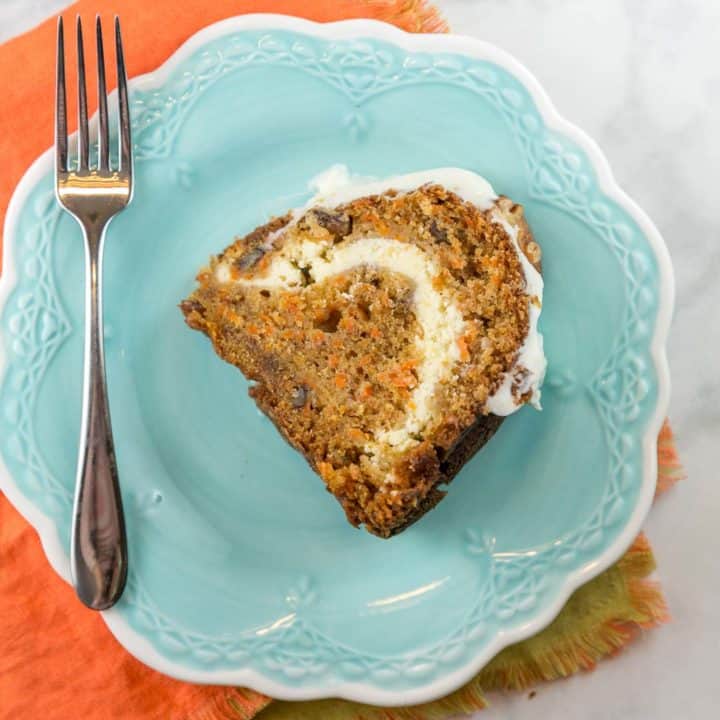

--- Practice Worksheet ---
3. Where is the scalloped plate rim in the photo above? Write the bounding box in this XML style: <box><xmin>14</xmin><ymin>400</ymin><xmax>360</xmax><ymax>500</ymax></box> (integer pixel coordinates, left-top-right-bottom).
<box><xmin>0</xmin><ymin>13</ymin><xmax>674</xmax><ymax>705</ymax></box>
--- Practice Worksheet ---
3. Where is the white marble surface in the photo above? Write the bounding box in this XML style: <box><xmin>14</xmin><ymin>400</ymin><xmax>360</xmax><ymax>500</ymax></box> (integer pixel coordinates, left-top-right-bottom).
<box><xmin>2</xmin><ymin>1</ymin><xmax>718</xmax><ymax>717</ymax></box>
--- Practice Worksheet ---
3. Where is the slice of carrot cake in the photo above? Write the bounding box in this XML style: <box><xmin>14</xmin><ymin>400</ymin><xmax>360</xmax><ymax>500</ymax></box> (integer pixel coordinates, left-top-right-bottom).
<box><xmin>181</xmin><ymin>167</ymin><xmax>545</xmax><ymax>537</ymax></box>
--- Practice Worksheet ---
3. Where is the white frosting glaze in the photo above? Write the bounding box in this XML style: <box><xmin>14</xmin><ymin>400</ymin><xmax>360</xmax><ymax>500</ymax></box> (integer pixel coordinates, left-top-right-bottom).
<box><xmin>307</xmin><ymin>164</ymin><xmax>497</xmax><ymax>213</ymax></box>
<box><xmin>486</xmin><ymin>213</ymin><xmax>546</xmax><ymax>413</ymax></box>
<box><xmin>216</xmin><ymin>166</ymin><xmax>546</xmax><ymax>452</ymax></box>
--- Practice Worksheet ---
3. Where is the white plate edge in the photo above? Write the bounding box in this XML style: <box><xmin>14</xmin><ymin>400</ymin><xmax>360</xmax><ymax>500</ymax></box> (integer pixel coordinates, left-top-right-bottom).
<box><xmin>0</xmin><ymin>13</ymin><xmax>674</xmax><ymax>706</ymax></box>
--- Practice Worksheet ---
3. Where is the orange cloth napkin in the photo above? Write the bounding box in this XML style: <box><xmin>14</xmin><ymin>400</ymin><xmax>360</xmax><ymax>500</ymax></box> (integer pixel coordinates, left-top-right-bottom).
<box><xmin>0</xmin><ymin>3</ymin><xmax>682</xmax><ymax>720</ymax></box>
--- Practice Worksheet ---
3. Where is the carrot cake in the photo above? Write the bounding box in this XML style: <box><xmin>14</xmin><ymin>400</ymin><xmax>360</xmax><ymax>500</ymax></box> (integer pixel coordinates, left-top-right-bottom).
<box><xmin>181</xmin><ymin>166</ymin><xmax>545</xmax><ymax>537</ymax></box>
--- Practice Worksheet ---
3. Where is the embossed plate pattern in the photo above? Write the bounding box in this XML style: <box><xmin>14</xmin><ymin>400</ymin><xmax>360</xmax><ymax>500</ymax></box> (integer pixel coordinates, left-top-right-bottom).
<box><xmin>0</xmin><ymin>15</ymin><xmax>673</xmax><ymax>704</ymax></box>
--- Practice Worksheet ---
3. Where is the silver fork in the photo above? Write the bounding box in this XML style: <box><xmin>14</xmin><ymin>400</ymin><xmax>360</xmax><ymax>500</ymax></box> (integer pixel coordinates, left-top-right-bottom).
<box><xmin>55</xmin><ymin>15</ymin><xmax>132</xmax><ymax>610</ymax></box>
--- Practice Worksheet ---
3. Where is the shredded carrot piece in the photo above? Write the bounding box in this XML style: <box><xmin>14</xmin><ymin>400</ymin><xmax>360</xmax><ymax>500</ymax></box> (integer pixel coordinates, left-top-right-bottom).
<box><xmin>448</xmin><ymin>253</ymin><xmax>465</xmax><ymax>270</ymax></box>
<box><xmin>377</xmin><ymin>361</ymin><xmax>418</xmax><ymax>389</ymax></box>
<box><xmin>348</xmin><ymin>427</ymin><xmax>366</xmax><ymax>442</ymax></box>
<box><xmin>218</xmin><ymin>306</ymin><xmax>244</xmax><ymax>326</ymax></box>
<box><xmin>457</xmin><ymin>335</ymin><xmax>470</xmax><ymax>362</ymax></box>
<box><xmin>338</xmin><ymin>316</ymin><xmax>356</xmax><ymax>332</ymax></box>
<box><xmin>359</xmin><ymin>382</ymin><xmax>373</xmax><ymax>399</ymax></box>
<box><xmin>335</xmin><ymin>373</ymin><xmax>348</xmax><ymax>389</ymax></box>
<box><xmin>282</xmin><ymin>297</ymin><xmax>302</xmax><ymax>317</ymax></box>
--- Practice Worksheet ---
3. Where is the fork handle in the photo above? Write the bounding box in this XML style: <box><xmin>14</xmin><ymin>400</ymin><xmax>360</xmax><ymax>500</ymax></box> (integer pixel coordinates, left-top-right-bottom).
<box><xmin>71</xmin><ymin>223</ymin><xmax>128</xmax><ymax>610</ymax></box>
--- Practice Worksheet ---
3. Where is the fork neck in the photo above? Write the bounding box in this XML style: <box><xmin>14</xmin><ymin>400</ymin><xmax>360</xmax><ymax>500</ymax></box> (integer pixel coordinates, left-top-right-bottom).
<box><xmin>79</xmin><ymin>219</ymin><xmax>108</xmax><ymax>257</ymax></box>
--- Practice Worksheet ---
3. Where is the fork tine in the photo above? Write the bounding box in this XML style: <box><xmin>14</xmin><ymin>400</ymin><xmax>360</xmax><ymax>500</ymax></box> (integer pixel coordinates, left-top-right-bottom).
<box><xmin>115</xmin><ymin>17</ymin><xmax>132</xmax><ymax>177</ymax></box>
<box><xmin>96</xmin><ymin>16</ymin><xmax>110</xmax><ymax>170</ymax></box>
<box><xmin>55</xmin><ymin>17</ymin><xmax>68</xmax><ymax>174</ymax></box>
<box><xmin>76</xmin><ymin>16</ymin><xmax>90</xmax><ymax>171</ymax></box>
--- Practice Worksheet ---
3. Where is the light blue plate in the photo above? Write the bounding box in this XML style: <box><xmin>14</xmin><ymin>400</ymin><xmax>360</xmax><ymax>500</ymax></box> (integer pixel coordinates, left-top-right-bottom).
<box><xmin>0</xmin><ymin>16</ymin><xmax>672</xmax><ymax>705</ymax></box>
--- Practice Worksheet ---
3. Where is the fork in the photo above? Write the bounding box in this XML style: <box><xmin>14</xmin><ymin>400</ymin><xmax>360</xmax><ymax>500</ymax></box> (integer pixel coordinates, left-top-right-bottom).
<box><xmin>55</xmin><ymin>15</ymin><xmax>132</xmax><ymax>610</ymax></box>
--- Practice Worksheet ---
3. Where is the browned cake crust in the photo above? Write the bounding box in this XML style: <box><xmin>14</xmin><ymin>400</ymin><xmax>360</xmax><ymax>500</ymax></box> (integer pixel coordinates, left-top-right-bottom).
<box><xmin>181</xmin><ymin>184</ymin><xmax>541</xmax><ymax>537</ymax></box>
